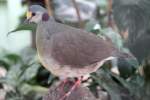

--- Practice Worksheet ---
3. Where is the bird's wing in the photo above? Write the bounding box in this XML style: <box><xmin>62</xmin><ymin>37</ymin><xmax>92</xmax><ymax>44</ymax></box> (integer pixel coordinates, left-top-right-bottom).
<box><xmin>50</xmin><ymin>28</ymin><xmax>116</xmax><ymax>67</ymax></box>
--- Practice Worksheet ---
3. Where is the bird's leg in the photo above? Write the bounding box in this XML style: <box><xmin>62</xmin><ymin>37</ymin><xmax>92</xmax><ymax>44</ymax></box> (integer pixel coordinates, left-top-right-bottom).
<box><xmin>59</xmin><ymin>76</ymin><xmax>83</xmax><ymax>100</ymax></box>
<box><xmin>58</xmin><ymin>78</ymin><xmax>69</xmax><ymax>92</ymax></box>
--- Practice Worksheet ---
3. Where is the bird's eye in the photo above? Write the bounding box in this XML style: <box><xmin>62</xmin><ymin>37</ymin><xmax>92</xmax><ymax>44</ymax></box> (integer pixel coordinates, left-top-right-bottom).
<box><xmin>32</xmin><ymin>12</ymin><xmax>36</xmax><ymax>16</ymax></box>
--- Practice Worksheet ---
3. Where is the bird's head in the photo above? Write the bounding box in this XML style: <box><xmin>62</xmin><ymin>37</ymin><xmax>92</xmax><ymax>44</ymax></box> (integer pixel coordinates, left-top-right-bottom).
<box><xmin>25</xmin><ymin>5</ymin><xmax>49</xmax><ymax>24</ymax></box>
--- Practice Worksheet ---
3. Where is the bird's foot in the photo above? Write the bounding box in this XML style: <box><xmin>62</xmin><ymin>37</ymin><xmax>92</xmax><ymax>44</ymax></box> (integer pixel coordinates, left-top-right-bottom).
<box><xmin>59</xmin><ymin>78</ymin><xmax>68</xmax><ymax>92</ymax></box>
<box><xmin>59</xmin><ymin>77</ymin><xmax>83</xmax><ymax>100</ymax></box>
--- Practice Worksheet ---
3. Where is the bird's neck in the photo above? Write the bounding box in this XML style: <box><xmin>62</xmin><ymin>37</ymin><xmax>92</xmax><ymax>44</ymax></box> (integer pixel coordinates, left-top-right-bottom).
<box><xmin>38</xmin><ymin>16</ymin><xmax>55</xmax><ymax>25</ymax></box>
<box><xmin>49</xmin><ymin>16</ymin><xmax>55</xmax><ymax>21</ymax></box>
<box><xmin>37</xmin><ymin>17</ymin><xmax>57</xmax><ymax>37</ymax></box>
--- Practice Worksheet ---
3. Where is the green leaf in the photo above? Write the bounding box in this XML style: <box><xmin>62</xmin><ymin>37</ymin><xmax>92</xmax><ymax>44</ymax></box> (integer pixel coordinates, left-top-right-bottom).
<box><xmin>85</xmin><ymin>20</ymin><xmax>100</xmax><ymax>32</ymax></box>
<box><xmin>0</xmin><ymin>60</ymin><xmax>10</xmax><ymax>69</ymax></box>
<box><xmin>8</xmin><ymin>23</ymin><xmax>37</xmax><ymax>35</ymax></box>
<box><xmin>100</xmin><ymin>28</ymin><xmax>124</xmax><ymax>49</ymax></box>
<box><xmin>20</xmin><ymin>83</ymin><xmax>48</xmax><ymax>95</ymax></box>
<box><xmin>20</xmin><ymin>63</ymin><xmax>40</xmax><ymax>81</ymax></box>
<box><xmin>19</xmin><ymin>47</ymin><xmax>37</xmax><ymax>64</ymax></box>
<box><xmin>0</xmin><ymin>53</ymin><xmax>23</xmax><ymax>69</ymax></box>
<box><xmin>0</xmin><ymin>77</ymin><xmax>7</xmax><ymax>84</ymax></box>
<box><xmin>5</xmin><ymin>64</ymin><xmax>23</xmax><ymax>87</ymax></box>
<box><xmin>117</xmin><ymin>58</ymin><xmax>139</xmax><ymax>79</ymax></box>
<box><xmin>4</xmin><ymin>54</ymin><xmax>23</xmax><ymax>65</ymax></box>
<box><xmin>47</xmin><ymin>74</ymin><xmax>57</xmax><ymax>84</ymax></box>
<box><xmin>91</xmin><ymin>70</ymin><xmax>122</xmax><ymax>100</ymax></box>
<box><xmin>109</xmin><ymin>72</ymin><xmax>133</xmax><ymax>93</ymax></box>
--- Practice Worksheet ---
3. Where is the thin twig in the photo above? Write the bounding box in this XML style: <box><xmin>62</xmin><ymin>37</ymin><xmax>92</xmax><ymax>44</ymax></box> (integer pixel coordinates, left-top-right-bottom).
<box><xmin>72</xmin><ymin>0</ymin><xmax>84</xmax><ymax>28</ymax></box>
<box><xmin>107</xmin><ymin>0</ymin><xmax>114</xmax><ymax>29</ymax></box>
<box><xmin>45</xmin><ymin>0</ymin><xmax>53</xmax><ymax>16</ymax></box>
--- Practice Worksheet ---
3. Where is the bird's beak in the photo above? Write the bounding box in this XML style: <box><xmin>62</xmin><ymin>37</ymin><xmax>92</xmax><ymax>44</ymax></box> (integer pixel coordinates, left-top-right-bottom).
<box><xmin>24</xmin><ymin>11</ymin><xmax>32</xmax><ymax>24</ymax></box>
<box><xmin>26</xmin><ymin>11</ymin><xmax>32</xmax><ymax>19</ymax></box>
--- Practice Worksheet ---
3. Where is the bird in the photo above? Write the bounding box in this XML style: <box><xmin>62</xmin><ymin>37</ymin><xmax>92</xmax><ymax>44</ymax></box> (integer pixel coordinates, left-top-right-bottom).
<box><xmin>25</xmin><ymin>5</ymin><xmax>124</xmax><ymax>100</ymax></box>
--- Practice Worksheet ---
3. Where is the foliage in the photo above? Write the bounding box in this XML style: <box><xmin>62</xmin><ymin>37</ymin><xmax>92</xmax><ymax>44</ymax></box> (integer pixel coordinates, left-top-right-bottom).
<box><xmin>0</xmin><ymin>48</ymin><xmax>55</xmax><ymax>100</ymax></box>
<box><xmin>7</xmin><ymin>23</ymin><xmax>37</xmax><ymax>35</ymax></box>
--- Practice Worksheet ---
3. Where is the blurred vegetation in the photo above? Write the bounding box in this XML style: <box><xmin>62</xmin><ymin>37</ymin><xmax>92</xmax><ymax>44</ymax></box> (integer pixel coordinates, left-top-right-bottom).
<box><xmin>0</xmin><ymin>0</ymin><xmax>150</xmax><ymax>100</ymax></box>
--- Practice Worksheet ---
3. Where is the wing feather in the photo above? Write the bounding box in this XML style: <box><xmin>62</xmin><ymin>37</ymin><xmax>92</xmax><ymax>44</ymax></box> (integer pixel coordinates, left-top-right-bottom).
<box><xmin>50</xmin><ymin>28</ymin><xmax>116</xmax><ymax>67</ymax></box>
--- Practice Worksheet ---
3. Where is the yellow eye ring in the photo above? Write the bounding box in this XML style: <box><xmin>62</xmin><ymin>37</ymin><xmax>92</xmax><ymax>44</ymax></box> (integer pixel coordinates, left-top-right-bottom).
<box><xmin>26</xmin><ymin>11</ymin><xmax>32</xmax><ymax>19</ymax></box>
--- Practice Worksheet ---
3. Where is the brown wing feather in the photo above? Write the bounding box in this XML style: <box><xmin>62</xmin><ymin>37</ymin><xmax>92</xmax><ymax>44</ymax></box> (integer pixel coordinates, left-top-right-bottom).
<box><xmin>50</xmin><ymin>27</ymin><xmax>116</xmax><ymax>67</ymax></box>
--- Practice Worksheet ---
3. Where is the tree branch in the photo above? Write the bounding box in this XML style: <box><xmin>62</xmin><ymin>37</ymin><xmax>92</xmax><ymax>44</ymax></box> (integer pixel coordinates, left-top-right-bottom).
<box><xmin>45</xmin><ymin>0</ymin><xmax>53</xmax><ymax>16</ymax></box>
<box><xmin>107</xmin><ymin>0</ymin><xmax>114</xmax><ymax>29</ymax></box>
<box><xmin>72</xmin><ymin>0</ymin><xmax>84</xmax><ymax>28</ymax></box>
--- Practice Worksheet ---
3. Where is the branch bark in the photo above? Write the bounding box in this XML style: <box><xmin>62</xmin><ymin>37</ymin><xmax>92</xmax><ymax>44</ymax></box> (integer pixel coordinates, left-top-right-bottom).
<box><xmin>45</xmin><ymin>0</ymin><xmax>53</xmax><ymax>16</ymax></box>
<box><xmin>107</xmin><ymin>0</ymin><xmax>115</xmax><ymax>29</ymax></box>
<box><xmin>43</xmin><ymin>81</ymin><xmax>97</xmax><ymax>100</ymax></box>
<box><xmin>72</xmin><ymin>0</ymin><xmax>84</xmax><ymax>28</ymax></box>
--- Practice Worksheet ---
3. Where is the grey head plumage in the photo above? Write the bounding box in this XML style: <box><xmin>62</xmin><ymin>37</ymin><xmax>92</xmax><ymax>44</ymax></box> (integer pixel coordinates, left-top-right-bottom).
<box><xmin>26</xmin><ymin>5</ymin><xmax>55</xmax><ymax>23</ymax></box>
<box><xmin>29</xmin><ymin>5</ymin><xmax>47</xmax><ymax>13</ymax></box>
